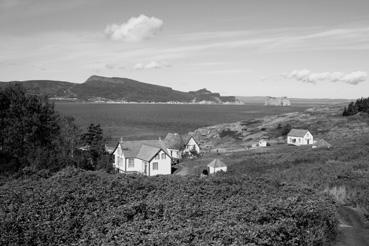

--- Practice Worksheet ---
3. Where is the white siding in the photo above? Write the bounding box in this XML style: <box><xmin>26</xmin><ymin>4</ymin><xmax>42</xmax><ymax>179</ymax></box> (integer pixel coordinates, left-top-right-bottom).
<box><xmin>149</xmin><ymin>150</ymin><xmax>171</xmax><ymax>176</ymax></box>
<box><xmin>184</xmin><ymin>138</ymin><xmax>200</xmax><ymax>154</ymax></box>
<box><xmin>259</xmin><ymin>140</ymin><xmax>268</xmax><ymax>147</ymax></box>
<box><xmin>168</xmin><ymin>148</ymin><xmax>181</xmax><ymax>159</ymax></box>
<box><xmin>208</xmin><ymin>166</ymin><xmax>227</xmax><ymax>174</ymax></box>
<box><xmin>287</xmin><ymin>132</ymin><xmax>313</xmax><ymax>146</ymax></box>
<box><xmin>113</xmin><ymin>144</ymin><xmax>125</xmax><ymax>172</ymax></box>
<box><xmin>125</xmin><ymin>158</ymin><xmax>145</xmax><ymax>173</ymax></box>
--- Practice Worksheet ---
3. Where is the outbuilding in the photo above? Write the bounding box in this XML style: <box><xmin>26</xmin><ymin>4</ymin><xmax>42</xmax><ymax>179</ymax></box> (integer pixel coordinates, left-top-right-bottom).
<box><xmin>312</xmin><ymin>139</ymin><xmax>332</xmax><ymax>149</ymax></box>
<box><xmin>207</xmin><ymin>159</ymin><xmax>227</xmax><ymax>174</ymax></box>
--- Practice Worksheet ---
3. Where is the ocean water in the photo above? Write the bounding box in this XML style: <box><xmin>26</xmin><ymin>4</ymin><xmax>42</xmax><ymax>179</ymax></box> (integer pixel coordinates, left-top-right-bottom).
<box><xmin>55</xmin><ymin>103</ymin><xmax>311</xmax><ymax>140</ymax></box>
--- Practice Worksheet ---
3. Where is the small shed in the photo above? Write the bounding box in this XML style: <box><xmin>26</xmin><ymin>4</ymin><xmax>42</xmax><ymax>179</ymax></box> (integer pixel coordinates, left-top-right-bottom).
<box><xmin>312</xmin><ymin>139</ymin><xmax>332</xmax><ymax>149</ymax></box>
<box><xmin>207</xmin><ymin>159</ymin><xmax>227</xmax><ymax>174</ymax></box>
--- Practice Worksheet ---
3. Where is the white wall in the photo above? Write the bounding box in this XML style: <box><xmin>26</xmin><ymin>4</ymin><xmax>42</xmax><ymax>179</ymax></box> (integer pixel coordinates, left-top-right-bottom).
<box><xmin>184</xmin><ymin>138</ymin><xmax>200</xmax><ymax>154</ymax></box>
<box><xmin>287</xmin><ymin>132</ymin><xmax>313</xmax><ymax>146</ymax></box>
<box><xmin>208</xmin><ymin>166</ymin><xmax>227</xmax><ymax>174</ymax></box>
<box><xmin>259</xmin><ymin>140</ymin><xmax>267</xmax><ymax>147</ymax></box>
<box><xmin>168</xmin><ymin>148</ymin><xmax>181</xmax><ymax>159</ymax></box>
<box><xmin>125</xmin><ymin>158</ymin><xmax>145</xmax><ymax>173</ymax></box>
<box><xmin>113</xmin><ymin>145</ymin><xmax>171</xmax><ymax>175</ymax></box>
<box><xmin>113</xmin><ymin>144</ymin><xmax>125</xmax><ymax>172</ymax></box>
<box><xmin>149</xmin><ymin>150</ymin><xmax>171</xmax><ymax>176</ymax></box>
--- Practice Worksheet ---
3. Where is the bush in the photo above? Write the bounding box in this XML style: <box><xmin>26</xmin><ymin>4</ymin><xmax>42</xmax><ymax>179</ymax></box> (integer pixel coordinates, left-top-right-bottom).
<box><xmin>219</xmin><ymin>129</ymin><xmax>242</xmax><ymax>139</ymax></box>
<box><xmin>0</xmin><ymin>169</ymin><xmax>337</xmax><ymax>245</ymax></box>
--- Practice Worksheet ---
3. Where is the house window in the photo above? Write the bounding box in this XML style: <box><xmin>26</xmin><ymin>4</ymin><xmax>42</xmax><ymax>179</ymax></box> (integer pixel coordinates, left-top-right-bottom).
<box><xmin>155</xmin><ymin>154</ymin><xmax>160</xmax><ymax>160</ymax></box>
<box><xmin>161</xmin><ymin>153</ymin><xmax>166</xmax><ymax>159</ymax></box>
<box><xmin>152</xmin><ymin>162</ymin><xmax>158</xmax><ymax>170</ymax></box>
<box><xmin>128</xmin><ymin>158</ymin><xmax>134</xmax><ymax>168</ymax></box>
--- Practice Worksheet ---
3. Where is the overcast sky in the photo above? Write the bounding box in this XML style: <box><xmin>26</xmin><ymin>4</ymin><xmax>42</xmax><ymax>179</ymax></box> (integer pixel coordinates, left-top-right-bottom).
<box><xmin>1</xmin><ymin>0</ymin><xmax>369</xmax><ymax>98</ymax></box>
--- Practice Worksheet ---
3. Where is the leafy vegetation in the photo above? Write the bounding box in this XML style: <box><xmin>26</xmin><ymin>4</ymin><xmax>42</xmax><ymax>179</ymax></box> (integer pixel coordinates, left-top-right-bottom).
<box><xmin>219</xmin><ymin>129</ymin><xmax>242</xmax><ymax>139</ymax></box>
<box><xmin>0</xmin><ymin>84</ymin><xmax>111</xmax><ymax>175</ymax></box>
<box><xmin>0</xmin><ymin>168</ymin><xmax>337</xmax><ymax>246</ymax></box>
<box><xmin>0</xmin><ymin>84</ymin><xmax>73</xmax><ymax>173</ymax></box>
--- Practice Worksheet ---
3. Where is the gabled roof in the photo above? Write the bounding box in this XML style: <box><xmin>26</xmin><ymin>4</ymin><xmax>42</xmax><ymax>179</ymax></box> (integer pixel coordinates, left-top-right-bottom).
<box><xmin>313</xmin><ymin>139</ymin><xmax>331</xmax><ymax>148</ymax></box>
<box><xmin>207</xmin><ymin>159</ymin><xmax>227</xmax><ymax>168</ymax></box>
<box><xmin>164</xmin><ymin>133</ymin><xmax>184</xmax><ymax>150</ymax></box>
<box><xmin>287</xmin><ymin>129</ymin><xmax>310</xmax><ymax>138</ymax></box>
<box><xmin>184</xmin><ymin>135</ymin><xmax>199</xmax><ymax>146</ymax></box>
<box><xmin>114</xmin><ymin>139</ymin><xmax>171</xmax><ymax>162</ymax></box>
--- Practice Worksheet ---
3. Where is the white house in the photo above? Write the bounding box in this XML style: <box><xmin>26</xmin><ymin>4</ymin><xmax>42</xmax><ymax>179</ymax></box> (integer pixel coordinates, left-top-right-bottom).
<box><xmin>163</xmin><ymin>133</ymin><xmax>184</xmax><ymax>162</ymax></box>
<box><xmin>258</xmin><ymin>139</ymin><xmax>268</xmax><ymax>147</ymax></box>
<box><xmin>112</xmin><ymin>139</ymin><xmax>172</xmax><ymax>176</ymax></box>
<box><xmin>207</xmin><ymin>159</ymin><xmax>227</xmax><ymax>174</ymax></box>
<box><xmin>183</xmin><ymin>136</ymin><xmax>201</xmax><ymax>155</ymax></box>
<box><xmin>287</xmin><ymin>129</ymin><xmax>313</xmax><ymax>146</ymax></box>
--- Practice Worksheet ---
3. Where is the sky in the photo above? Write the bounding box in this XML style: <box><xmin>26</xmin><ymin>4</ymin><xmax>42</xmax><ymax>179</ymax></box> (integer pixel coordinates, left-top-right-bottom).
<box><xmin>1</xmin><ymin>0</ymin><xmax>369</xmax><ymax>99</ymax></box>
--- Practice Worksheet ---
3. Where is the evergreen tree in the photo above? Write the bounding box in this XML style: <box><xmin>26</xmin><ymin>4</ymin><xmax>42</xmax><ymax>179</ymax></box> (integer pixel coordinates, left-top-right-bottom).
<box><xmin>0</xmin><ymin>84</ymin><xmax>74</xmax><ymax>173</ymax></box>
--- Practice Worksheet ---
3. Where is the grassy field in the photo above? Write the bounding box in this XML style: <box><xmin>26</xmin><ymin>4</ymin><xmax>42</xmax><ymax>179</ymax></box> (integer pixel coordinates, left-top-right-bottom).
<box><xmin>55</xmin><ymin>103</ymin><xmax>311</xmax><ymax>140</ymax></box>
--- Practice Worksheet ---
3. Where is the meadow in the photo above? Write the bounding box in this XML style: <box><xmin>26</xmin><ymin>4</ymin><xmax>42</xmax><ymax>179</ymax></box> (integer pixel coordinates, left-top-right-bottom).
<box><xmin>55</xmin><ymin>103</ymin><xmax>311</xmax><ymax>140</ymax></box>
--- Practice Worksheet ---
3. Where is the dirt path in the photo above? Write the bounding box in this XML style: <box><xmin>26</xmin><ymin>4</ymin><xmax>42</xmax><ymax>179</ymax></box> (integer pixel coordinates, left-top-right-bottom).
<box><xmin>335</xmin><ymin>206</ymin><xmax>369</xmax><ymax>246</ymax></box>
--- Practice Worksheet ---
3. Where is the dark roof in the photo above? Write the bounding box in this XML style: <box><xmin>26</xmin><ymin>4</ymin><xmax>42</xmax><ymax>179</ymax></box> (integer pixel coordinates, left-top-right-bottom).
<box><xmin>207</xmin><ymin>159</ymin><xmax>227</xmax><ymax>168</ymax></box>
<box><xmin>115</xmin><ymin>139</ymin><xmax>170</xmax><ymax>162</ymax></box>
<box><xmin>164</xmin><ymin>133</ymin><xmax>184</xmax><ymax>149</ymax></box>
<box><xmin>287</xmin><ymin>129</ymin><xmax>310</xmax><ymax>137</ymax></box>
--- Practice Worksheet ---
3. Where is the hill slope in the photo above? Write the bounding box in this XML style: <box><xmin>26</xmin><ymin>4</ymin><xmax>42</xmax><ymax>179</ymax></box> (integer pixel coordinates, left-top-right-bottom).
<box><xmin>0</xmin><ymin>76</ymin><xmax>238</xmax><ymax>103</ymax></box>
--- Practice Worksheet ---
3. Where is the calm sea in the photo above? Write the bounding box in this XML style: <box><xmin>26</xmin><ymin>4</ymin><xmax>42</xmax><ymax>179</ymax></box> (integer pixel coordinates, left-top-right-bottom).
<box><xmin>55</xmin><ymin>103</ymin><xmax>311</xmax><ymax>140</ymax></box>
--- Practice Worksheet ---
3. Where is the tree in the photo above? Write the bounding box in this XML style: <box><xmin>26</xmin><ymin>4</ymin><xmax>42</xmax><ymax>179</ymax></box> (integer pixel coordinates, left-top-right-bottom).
<box><xmin>0</xmin><ymin>84</ymin><xmax>65</xmax><ymax>173</ymax></box>
<box><xmin>77</xmin><ymin>124</ymin><xmax>112</xmax><ymax>171</ymax></box>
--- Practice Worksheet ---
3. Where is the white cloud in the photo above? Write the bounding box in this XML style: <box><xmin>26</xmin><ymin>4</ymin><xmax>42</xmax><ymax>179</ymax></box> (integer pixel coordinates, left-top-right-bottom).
<box><xmin>105</xmin><ymin>14</ymin><xmax>163</xmax><ymax>42</ymax></box>
<box><xmin>283</xmin><ymin>69</ymin><xmax>368</xmax><ymax>85</ymax></box>
<box><xmin>133</xmin><ymin>61</ymin><xmax>170</xmax><ymax>70</ymax></box>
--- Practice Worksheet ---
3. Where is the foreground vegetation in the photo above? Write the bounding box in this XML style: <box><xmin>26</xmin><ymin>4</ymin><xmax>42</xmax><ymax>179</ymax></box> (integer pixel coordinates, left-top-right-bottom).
<box><xmin>0</xmin><ymin>168</ymin><xmax>337</xmax><ymax>246</ymax></box>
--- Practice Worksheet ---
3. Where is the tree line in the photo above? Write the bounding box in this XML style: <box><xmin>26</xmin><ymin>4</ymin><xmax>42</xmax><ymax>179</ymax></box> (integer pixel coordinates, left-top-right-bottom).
<box><xmin>0</xmin><ymin>84</ymin><xmax>112</xmax><ymax>175</ymax></box>
<box><xmin>343</xmin><ymin>97</ymin><xmax>369</xmax><ymax>116</ymax></box>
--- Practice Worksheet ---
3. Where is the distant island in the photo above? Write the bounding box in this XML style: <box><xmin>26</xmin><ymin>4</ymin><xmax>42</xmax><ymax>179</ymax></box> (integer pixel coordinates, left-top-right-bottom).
<box><xmin>0</xmin><ymin>75</ymin><xmax>242</xmax><ymax>104</ymax></box>
<box><xmin>265</xmin><ymin>96</ymin><xmax>291</xmax><ymax>106</ymax></box>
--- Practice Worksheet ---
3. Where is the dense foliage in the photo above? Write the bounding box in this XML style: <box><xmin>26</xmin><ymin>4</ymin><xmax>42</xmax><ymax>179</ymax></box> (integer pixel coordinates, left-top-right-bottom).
<box><xmin>0</xmin><ymin>84</ymin><xmax>75</xmax><ymax>173</ymax></box>
<box><xmin>0</xmin><ymin>168</ymin><xmax>337</xmax><ymax>246</ymax></box>
<box><xmin>76</xmin><ymin>124</ymin><xmax>112</xmax><ymax>171</ymax></box>
<box><xmin>0</xmin><ymin>84</ymin><xmax>111</xmax><ymax>175</ymax></box>
<box><xmin>342</xmin><ymin>97</ymin><xmax>369</xmax><ymax>116</ymax></box>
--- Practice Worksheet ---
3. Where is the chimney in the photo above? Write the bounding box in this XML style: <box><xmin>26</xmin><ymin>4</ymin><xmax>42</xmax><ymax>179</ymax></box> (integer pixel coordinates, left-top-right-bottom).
<box><xmin>119</xmin><ymin>137</ymin><xmax>124</xmax><ymax>144</ymax></box>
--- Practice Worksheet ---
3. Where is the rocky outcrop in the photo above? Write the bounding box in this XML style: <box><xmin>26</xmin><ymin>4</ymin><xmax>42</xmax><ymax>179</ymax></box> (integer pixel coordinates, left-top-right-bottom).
<box><xmin>265</xmin><ymin>96</ymin><xmax>291</xmax><ymax>106</ymax></box>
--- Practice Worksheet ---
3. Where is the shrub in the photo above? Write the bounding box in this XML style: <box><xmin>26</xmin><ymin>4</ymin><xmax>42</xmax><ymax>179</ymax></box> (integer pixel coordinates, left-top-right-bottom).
<box><xmin>0</xmin><ymin>169</ymin><xmax>337</xmax><ymax>245</ymax></box>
